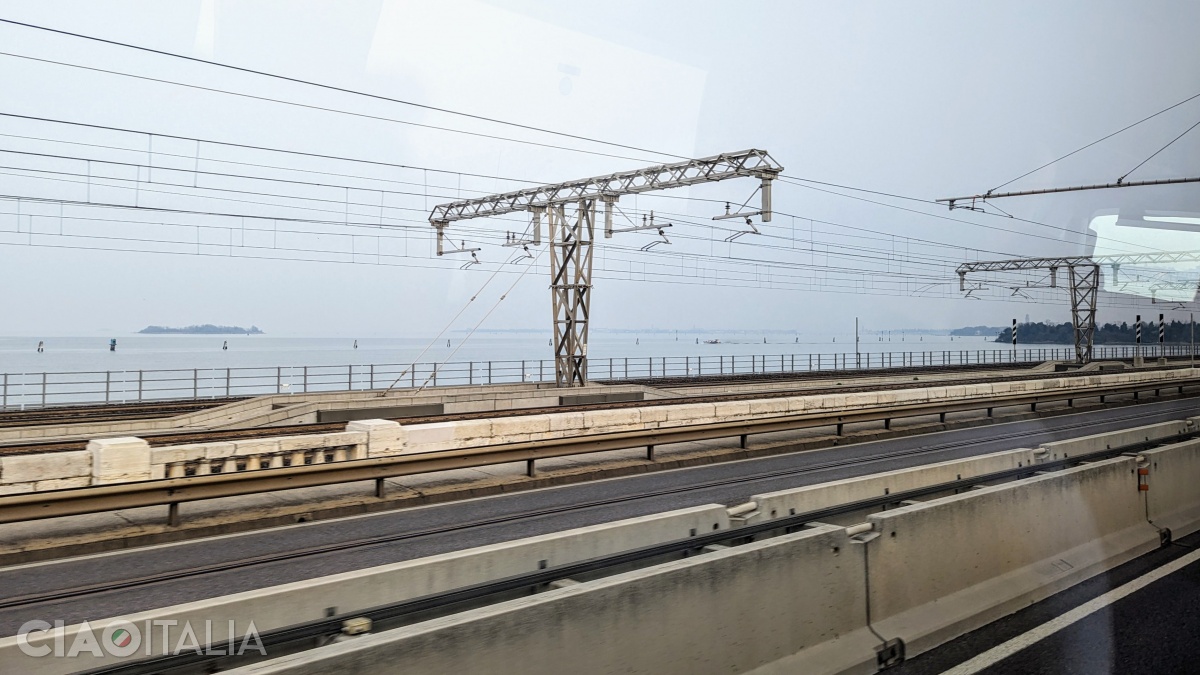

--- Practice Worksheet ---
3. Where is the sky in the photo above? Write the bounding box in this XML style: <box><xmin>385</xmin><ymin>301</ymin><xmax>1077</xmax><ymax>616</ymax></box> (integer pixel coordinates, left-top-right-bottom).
<box><xmin>0</xmin><ymin>0</ymin><xmax>1197</xmax><ymax>337</ymax></box>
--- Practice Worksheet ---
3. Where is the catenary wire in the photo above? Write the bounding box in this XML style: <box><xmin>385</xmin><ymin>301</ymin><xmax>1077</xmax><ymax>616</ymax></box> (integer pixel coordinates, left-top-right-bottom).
<box><xmin>0</xmin><ymin>18</ymin><xmax>689</xmax><ymax>162</ymax></box>
<box><xmin>989</xmin><ymin>89</ymin><xmax>1200</xmax><ymax>192</ymax></box>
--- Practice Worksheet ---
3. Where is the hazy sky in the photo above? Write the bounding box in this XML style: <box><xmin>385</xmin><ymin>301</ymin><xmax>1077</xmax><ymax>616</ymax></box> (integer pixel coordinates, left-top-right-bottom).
<box><xmin>0</xmin><ymin>0</ymin><xmax>1197</xmax><ymax>337</ymax></box>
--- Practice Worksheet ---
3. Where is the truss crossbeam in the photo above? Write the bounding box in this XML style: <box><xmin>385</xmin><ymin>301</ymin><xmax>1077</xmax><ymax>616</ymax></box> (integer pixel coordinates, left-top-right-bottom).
<box><xmin>430</xmin><ymin>149</ymin><xmax>781</xmax><ymax>224</ymax></box>
<box><xmin>958</xmin><ymin>250</ymin><xmax>1200</xmax><ymax>275</ymax></box>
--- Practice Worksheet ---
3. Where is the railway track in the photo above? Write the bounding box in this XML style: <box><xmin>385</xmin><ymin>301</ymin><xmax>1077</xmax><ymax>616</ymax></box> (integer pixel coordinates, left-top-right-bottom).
<box><xmin>0</xmin><ymin>398</ymin><xmax>245</xmax><ymax>429</ymax></box>
<box><xmin>0</xmin><ymin>362</ymin><xmax>1192</xmax><ymax>456</ymax></box>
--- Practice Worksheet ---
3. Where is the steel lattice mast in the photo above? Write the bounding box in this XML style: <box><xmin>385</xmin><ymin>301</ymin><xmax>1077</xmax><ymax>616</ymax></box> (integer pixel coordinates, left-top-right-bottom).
<box><xmin>956</xmin><ymin>251</ymin><xmax>1200</xmax><ymax>363</ymax></box>
<box><xmin>430</xmin><ymin>149</ymin><xmax>783</xmax><ymax>387</ymax></box>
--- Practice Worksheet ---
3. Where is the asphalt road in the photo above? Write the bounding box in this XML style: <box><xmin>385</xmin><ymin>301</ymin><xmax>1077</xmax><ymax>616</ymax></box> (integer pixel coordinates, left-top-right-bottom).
<box><xmin>894</xmin><ymin>529</ymin><xmax>1200</xmax><ymax>675</ymax></box>
<box><xmin>1</xmin><ymin>396</ymin><xmax>1199</xmax><ymax>638</ymax></box>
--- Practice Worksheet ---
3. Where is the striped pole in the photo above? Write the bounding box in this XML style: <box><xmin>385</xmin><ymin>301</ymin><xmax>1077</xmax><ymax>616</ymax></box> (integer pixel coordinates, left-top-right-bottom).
<box><xmin>1136</xmin><ymin>314</ymin><xmax>1142</xmax><ymax>363</ymax></box>
<box><xmin>1160</xmin><ymin>313</ymin><xmax>1166</xmax><ymax>358</ymax></box>
<box><xmin>1011</xmin><ymin>319</ymin><xmax>1017</xmax><ymax>362</ymax></box>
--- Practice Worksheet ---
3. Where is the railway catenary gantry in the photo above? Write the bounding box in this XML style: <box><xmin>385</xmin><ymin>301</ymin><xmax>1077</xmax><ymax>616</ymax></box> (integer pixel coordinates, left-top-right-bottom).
<box><xmin>429</xmin><ymin>150</ymin><xmax>783</xmax><ymax>387</ymax></box>
<box><xmin>957</xmin><ymin>250</ymin><xmax>1200</xmax><ymax>363</ymax></box>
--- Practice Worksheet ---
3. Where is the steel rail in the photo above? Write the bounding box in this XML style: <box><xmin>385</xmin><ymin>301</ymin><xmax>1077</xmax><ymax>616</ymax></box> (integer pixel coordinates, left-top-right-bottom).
<box><xmin>80</xmin><ymin>429</ymin><xmax>1198</xmax><ymax>675</ymax></box>
<box><xmin>0</xmin><ymin>376</ymin><xmax>1196</xmax><ymax>525</ymax></box>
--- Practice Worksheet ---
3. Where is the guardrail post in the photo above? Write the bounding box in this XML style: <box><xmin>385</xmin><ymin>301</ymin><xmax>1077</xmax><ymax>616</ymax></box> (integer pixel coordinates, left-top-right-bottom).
<box><xmin>303</xmin><ymin>366</ymin><xmax>308</xmax><ymax>393</ymax></box>
<box><xmin>739</xmin><ymin>434</ymin><xmax>748</xmax><ymax>449</ymax></box>
<box><xmin>540</xmin><ymin>360</ymin><xmax>544</xmax><ymax>382</ymax></box>
<box><xmin>348</xmin><ymin>365</ymin><xmax>353</xmax><ymax>391</ymax></box>
<box><xmin>646</xmin><ymin>444</ymin><xmax>655</xmax><ymax>461</ymax></box>
<box><xmin>277</xmin><ymin>367</ymin><xmax>282</xmax><ymax>394</ymax></box>
<box><xmin>469</xmin><ymin>361</ymin><xmax>474</xmax><ymax>385</ymax></box>
<box><xmin>488</xmin><ymin>361</ymin><xmax>493</xmax><ymax>384</ymax></box>
<box><xmin>521</xmin><ymin>360</ymin><xmax>526</xmax><ymax>382</ymax></box>
<box><xmin>526</xmin><ymin>459</ymin><xmax>536</xmax><ymax>477</ymax></box>
<box><xmin>167</xmin><ymin>502</ymin><xmax>180</xmax><ymax>527</ymax></box>
<box><xmin>102</xmin><ymin>371</ymin><xmax>108</xmax><ymax>405</ymax></box>
<box><xmin>375</xmin><ymin>478</ymin><xmax>386</xmax><ymax>499</ymax></box>
<box><xmin>225</xmin><ymin>368</ymin><xmax>230</xmax><ymax>397</ymax></box>
<box><xmin>610</xmin><ymin>358</ymin><xmax>614</xmax><ymax>380</ymax></box>
<box><xmin>2</xmin><ymin>373</ymin><xmax>7</xmax><ymax>410</ymax></box>
<box><xmin>369</xmin><ymin>364</ymin><xmax>375</xmax><ymax>390</ymax></box>
<box><xmin>433</xmin><ymin>366</ymin><xmax>438</xmax><ymax>387</ymax></box>
<box><xmin>193</xmin><ymin>369</ymin><xmax>198</xmax><ymax>399</ymax></box>
<box><xmin>411</xmin><ymin>367</ymin><xmax>415</xmax><ymax>388</ymax></box>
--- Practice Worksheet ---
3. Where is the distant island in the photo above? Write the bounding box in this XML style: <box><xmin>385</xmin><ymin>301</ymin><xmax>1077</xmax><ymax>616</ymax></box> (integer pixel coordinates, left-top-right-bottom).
<box><xmin>995</xmin><ymin>320</ymin><xmax>1192</xmax><ymax>344</ymax></box>
<box><xmin>139</xmin><ymin>324</ymin><xmax>264</xmax><ymax>335</ymax></box>
<box><xmin>950</xmin><ymin>325</ymin><xmax>1005</xmax><ymax>337</ymax></box>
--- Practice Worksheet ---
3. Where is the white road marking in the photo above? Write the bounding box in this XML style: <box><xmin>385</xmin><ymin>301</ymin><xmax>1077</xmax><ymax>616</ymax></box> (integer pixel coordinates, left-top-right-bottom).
<box><xmin>939</xmin><ymin>546</ymin><xmax>1200</xmax><ymax>675</ymax></box>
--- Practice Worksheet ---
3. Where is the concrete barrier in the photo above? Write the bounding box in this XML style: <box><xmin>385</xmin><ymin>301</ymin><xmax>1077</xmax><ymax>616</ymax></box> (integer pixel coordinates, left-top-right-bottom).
<box><xmin>1038</xmin><ymin>419</ymin><xmax>1193</xmax><ymax>460</ymax></box>
<box><xmin>222</xmin><ymin>524</ymin><xmax>877</xmax><ymax>675</ymax></box>
<box><xmin>0</xmin><ymin>450</ymin><xmax>91</xmax><ymax>494</ymax></box>
<box><xmin>0</xmin><ymin>504</ymin><xmax>732</xmax><ymax>674</ymax></box>
<box><xmin>744</xmin><ymin>448</ymin><xmax>1040</xmax><ymax>524</ymax></box>
<box><xmin>866</xmin><ymin>457</ymin><xmax>1158</xmax><ymax>658</ymax></box>
<box><xmin>1144</xmin><ymin>437</ymin><xmax>1200</xmax><ymax>538</ymax></box>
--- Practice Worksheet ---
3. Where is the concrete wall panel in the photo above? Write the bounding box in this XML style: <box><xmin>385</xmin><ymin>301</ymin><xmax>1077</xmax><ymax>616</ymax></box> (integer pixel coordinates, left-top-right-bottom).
<box><xmin>0</xmin><ymin>505</ymin><xmax>735</xmax><ymax>674</ymax></box>
<box><xmin>1143</xmin><ymin>437</ymin><xmax>1200</xmax><ymax>537</ymax></box>
<box><xmin>749</xmin><ymin>449</ymin><xmax>1039</xmax><ymax>523</ymax></box>
<box><xmin>221</xmin><ymin>525</ymin><xmax>876</xmax><ymax>675</ymax></box>
<box><xmin>867</xmin><ymin>457</ymin><xmax>1158</xmax><ymax>657</ymax></box>
<box><xmin>1039</xmin><ymin>420</ymin><xmax>1191</xmax><ymax>459</ymax></box>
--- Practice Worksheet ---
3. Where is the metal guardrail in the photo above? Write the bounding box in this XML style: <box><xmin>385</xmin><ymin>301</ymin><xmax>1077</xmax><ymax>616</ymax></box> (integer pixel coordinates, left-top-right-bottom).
<box><xmin>1</xmin><ymin>345</ymin><xmax>1193</xmax><ymax>410</ymax></box>
<box><xmin>1</xmin><ymin>375</ymin><xmax>1195</xmax><ymax>526</ymax></box>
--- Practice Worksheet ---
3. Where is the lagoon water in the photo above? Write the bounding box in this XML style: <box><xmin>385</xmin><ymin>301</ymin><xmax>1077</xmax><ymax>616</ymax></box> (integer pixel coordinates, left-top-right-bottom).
<box><xmin>0</xmin><ymin>332</ymin><xmax>1039</xmax><ymax>376</ymax></box>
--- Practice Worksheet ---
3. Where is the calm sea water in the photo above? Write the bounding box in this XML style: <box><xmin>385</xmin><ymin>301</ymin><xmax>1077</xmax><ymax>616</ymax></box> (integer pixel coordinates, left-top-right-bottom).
<box><xmin>0</xmin><ymin>332</ymin><xmax>1052</xmax><ymax>376</ymax></box>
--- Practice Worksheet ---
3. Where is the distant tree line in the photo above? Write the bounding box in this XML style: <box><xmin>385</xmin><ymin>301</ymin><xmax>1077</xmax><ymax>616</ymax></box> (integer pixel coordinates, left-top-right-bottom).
<box><xmin>996</xmin><ymin>320</ymin><xmax>1196</xmax><ymax>344</ymax></box>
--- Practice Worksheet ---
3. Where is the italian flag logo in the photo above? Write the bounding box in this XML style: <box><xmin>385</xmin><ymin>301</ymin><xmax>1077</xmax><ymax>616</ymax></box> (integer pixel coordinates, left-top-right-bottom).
<box><xmin>110</xmin><ymin>628</ymin><xmax>133</xmax><ymax>649</ymax></box>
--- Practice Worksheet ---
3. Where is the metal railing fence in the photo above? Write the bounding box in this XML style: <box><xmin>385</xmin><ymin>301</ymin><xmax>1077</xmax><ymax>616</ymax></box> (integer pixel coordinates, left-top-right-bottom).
<box><xmin>0</xmin><ymin>344</ymin><xmax>1193</xmax><ymax>410</ymax></box>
